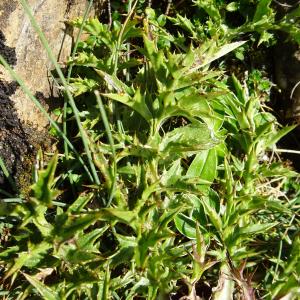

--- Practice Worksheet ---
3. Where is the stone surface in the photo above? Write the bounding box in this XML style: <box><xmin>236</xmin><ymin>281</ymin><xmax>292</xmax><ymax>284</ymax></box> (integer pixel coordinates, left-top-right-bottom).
<box><xmin>0</xmin><ymin>0</ymin><xmax>95</xmax><ymax>189</ymax></box>
<box><xmin>1</xmin><ymin>0</ymin><xmax>93</xmax><ymax>128</ymax></box>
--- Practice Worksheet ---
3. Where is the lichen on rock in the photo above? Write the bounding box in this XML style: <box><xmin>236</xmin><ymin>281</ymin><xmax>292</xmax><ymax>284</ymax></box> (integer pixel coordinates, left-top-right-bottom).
<box><xmin>0</xmin><ymin>0</ymin><xmax>93</xmax><ymax>192</ymax></box>
<box><xmin>0</xmin><ymin>32</ymin><xmax>35</xmax><ymax>190</ymax></box>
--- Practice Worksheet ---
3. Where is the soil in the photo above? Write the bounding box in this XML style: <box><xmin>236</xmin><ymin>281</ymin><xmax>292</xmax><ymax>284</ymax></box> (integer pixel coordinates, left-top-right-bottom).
<box><xmin>271</xmin><ymin>42</ymin><xmax>300</xmax><ymax>171</ymax></box>
<box><xmin>273</xmin><ymin>42</ymin><xmax>300</xmax><ymax>123</ymax></box>
<box><xmin>0</xmin><ymin>80</ymin><xmax>32</xmax><ymax>188</ymax></box>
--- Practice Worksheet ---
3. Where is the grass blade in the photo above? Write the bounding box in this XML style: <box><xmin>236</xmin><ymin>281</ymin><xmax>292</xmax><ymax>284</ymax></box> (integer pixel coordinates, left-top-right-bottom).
<box><xmin>23</xmin><ymin>273</ymin><xmax>59</xmax><ymax>300</ymax></box>
<box><xmin>0</xmin><ymin>155</ymin><xmax>18</xmax><ymax>193</ymax></box>
<box><xmin>63</xmin><ymin>0</ymin><xmax>94</xmax><ymax>190</ymax></box>
<box><xmin>95</xmin><ymin>91</ymin><xmax>117</xmax><ymax>207</ymax></box>
<box><xmin>19</xmin><ymin>0</ymin><xmax>100</xmax><ymax>185</ymax></box>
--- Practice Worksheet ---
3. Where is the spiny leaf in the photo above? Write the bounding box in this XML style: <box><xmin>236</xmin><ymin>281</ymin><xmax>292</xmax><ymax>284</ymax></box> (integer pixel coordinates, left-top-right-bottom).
<box><xmin>238</xmin><ymin>222</ymin><xmax>278</xmax><ymax>235</ymax></box>
<box><xmin>5</xmin><ymin>242</ymin><xmax>52</xmax><ymax>279</ymax></box>
<box><xmin>160</xmin><ymin>124</ymin><xmax>219</xmax><ymax>153</ymax></box>
<box><xmin>23</xmin><ymin>273</ymin><xmax>59</xmax><ymax>300</ymax></box>
<box><xmin>194</xmin><ymin>0</ymin><xmax>222</xmax><ymax>22</ymax></box>
<box><xmin>31</xmin><ymin>153</ymin><xmax>59</xmax><ymax>207</ymax></box>
<box><xmin>194</xmin><ymin>41</ymin><xmax>247</xmax><ymax>69</ymax></box>
<box><xmin>161</xmin><ymin>159</ymin><xmax>182</xmax><ymax>186</ymax></box>
<box><xmin>69</xmin><ymin>77</ymin><xmax>98</xmax><ymax>96</ymax></box>
<box><xmin>54</xmin><ymin>209</ymin><xmax>137</xmax><ymax>242</ymax></box>
<box><xmin>103</xmin><ymin>89</ymin><xmax>152</xmax><ymax>122</ymax></box>
<box><xmin>264</xmin><ymin>125</ymin><xmax>297</xmax><ymax>149</ymax></box>
<box><xmin>67</xmin><ymin>193</ymin><xmax>94</xmax><ymax>213</ymax></box>
<box><xmin>253</xmin><ymin>0</ymin><xmax>273</xmax><ymax>23</ymax></box>
<box><xmin>201</xmin><ymin>197</ymin><xmax>223</xmax><ymax>235</ymax></box>
<box><xmin>95</xmin><ymin>69</ymin><xmax>133</xmax><ymax>95</ymax></box>
<box><xmin>98</xmin><ymin>265</ymin><xmax>110</xmax><ymax>299</ymax></box>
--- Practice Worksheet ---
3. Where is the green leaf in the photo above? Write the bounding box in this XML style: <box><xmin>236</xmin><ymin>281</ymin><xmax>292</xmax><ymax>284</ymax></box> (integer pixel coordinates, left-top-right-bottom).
<box><xmin>103</xmin><ymin>89</ymin><xmax>152</xmax><ymax>122</ymax></box>
<box><xmin>77</xmin><ymin>226</ymin><xmax>109</xmax><ymax>250</ymax></box>
<box><xmin>178</xmin><ymin>94</ymin><xmax>212</xmax><ymax>118</ymax></box>
<box><xmin>194</xmin><ymin>0</ymin><xmax>221</xmax><ymax>22</ymax></box>
<box><xmin>67</xmin><ymin>193</ymin><xmax>94</xmax><ymax>213</ymax></box>
<box><xmin>5</xmin><ymin>242</ymin><xmax>52</xmax><ymax>279</ymax></box>
<box><xmin>62</xmin><ymin>247</ymin><xmax>99</xmax><ymax>264</ymax></box>
<box><xmin>54</xmin><ymin>209</ymin><xmax>136</xmax><ymax>242</ymax></box>
<box><xmin>197</xmin><ymin>41</ymin><xmax>247</xmax><ymax>69</ymax></box>
<box><xmin>69</xmin><ymin>52</ymin><xmax>104</xmax><ymax>68</ymax></box>
<box><xmin>226</xmin><ymin>2</ymin><xmax>239</xmax><ymax>12</ymax></box>
<box><xmin>31</xmin><ymin>153</ymin><xmax>59</xmax><ymax>206</ymax></box>
<box><xmin>168</xmin><ymin>14</ymin><xmax>196</xmax><ymax>37</ymax></box>
<box><xmin>237</xmin><ymin>222</ymin><xmax>278</xmax><ymax>235</ymax></box>
<box><xmin>69</xmin><ymin>77</ymin><xmax>98</xmax><ymax>96</ymax></box>
<box><xmin>175</xmin><ymin>71</ymin><xmax>222</xmax><ymax>90</ymax></box>
<box><xmin>225</xmin><ymin>222</ymin><xmax>278</xmax><ymax>247</ymax></box>
<box><xmin>95</xmin><ymin>69</ymin><xmax>133</xmax><ymax>95</ymax></box>
<box><xmin>54</xmin><ymin>213</ymin><xmax>98</xmax><ymax>242</ymax></box>
<box><xmin>231</xmin><ymin>74</ymin><xmax>247</xmax><ymax>105</ymax></box>
<box><xmin>23</xmin><ymin>273</ymin><xmax>59</xmax><ymax>300</ymax></box>
<box><xmin>264</xmin><ymin>125</ymin><xmax>297</xmax><ymax>149</ymax></box>
<box><xmin>161</xmin><ymin>159</ymin><xmax>182</xmax><ymax>186</ymax></box>
<box><xmin>109</xmin><ymin>233</ymin><xmax>136</xmax><ymax>267</ymax></box>
<box><xmin>201</xmin><ymin>197</ymin><xmax>223</xmax><ymax>235</ymax></box>
<box><xmin>160</xmin><ymin>124</ymin><xmax>219</xmax><ymax>153</ymax></box>
<box><xmin>175</xmin><ymin>213</ymin><xmax>197</xmax><ymax>239</ymax></box>
<box><xmin>70</xmin><ymin>18</ymin><xmax>112</xmax><ymax>48</ymax></box>
<box><xmin>253</xmin><ymin>0</ymin><xmax>272</xmax><ymax>23</ymax></box>
<box><xmin>134</xmin><ymin>229</ymin><xmax>171</xmax><ymax>268</ymax></box>
<box><xmin>143</xmin><ymin>34</ymin><xmax>167</xmax><ymax>74</ymax></box>
<box><xmin>157</xmin><ymin>206</ymin><xmax>184</xmax><ymax>231</ymax></box>
<box><xmin>258</xmin><ymin>31</ymin><xmax>274</xmax><ymax>45</ymax></box>
<box><xmin>98</xmin><ymin>266</ymin><xmax>110</xmax><ymax>299</ymax></box>
<box><xmin>187</xmin><ymin>148</ymin><xmax>217</xmax><ymax>183</ymax></box>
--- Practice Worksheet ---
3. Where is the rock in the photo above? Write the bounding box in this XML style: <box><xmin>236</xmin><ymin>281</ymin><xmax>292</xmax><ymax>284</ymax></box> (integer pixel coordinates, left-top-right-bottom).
<box><xmin>0</xmin><ymin>0</ymin><xmax>95</xmax><ymax>190</ymax></box>
<box><xmin>1</xmin><ymin>0</ymin><xmax>94</xmax><ymax>128</ymax></box>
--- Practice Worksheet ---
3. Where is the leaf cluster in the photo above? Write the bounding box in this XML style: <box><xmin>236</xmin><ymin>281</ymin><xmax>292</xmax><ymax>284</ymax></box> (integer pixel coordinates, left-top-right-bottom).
<box><xmin>0</xmin><ymin>1</ymin><xmax>299</xmax><ymax>299</ymax></box>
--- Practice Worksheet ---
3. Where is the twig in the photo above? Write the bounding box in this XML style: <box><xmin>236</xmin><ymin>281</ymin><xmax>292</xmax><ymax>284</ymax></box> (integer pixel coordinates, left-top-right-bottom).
<box><xmin>290</xmin><ymin>80</ymin><xmax>300</xmax><ymax>100</ymax></box>
<box><xmin>273</xmin><ymin>148</ymin><xmax>300</xmax><ymax>155</ymax></box>
<box><xmin>273</xmin><ymin>0</ymin><xmax>300</xmax><ymax>8</ymax></box>
<box><xmin>107</xmin><ymin>0</ymin><xmax>112</xmax><ymax>28</ymax></box>
<box><xmin>165</xmin><ymin>0</ymin><xmax>172</xmax><ymax>15</ymax></box>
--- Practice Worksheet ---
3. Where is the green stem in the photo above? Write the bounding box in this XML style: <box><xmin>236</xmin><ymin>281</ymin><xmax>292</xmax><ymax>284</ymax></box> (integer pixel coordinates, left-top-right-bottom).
<box><xmin>113</xmin><ymin>0</ymin><xmax>138</xmax><ymax>75</ymax></box>
<box><xmin>63</xmin><ymin>0</ymin><xmax>94</xmax><ymax>192</ymax></box>
<box><xmin>95</xmin><ymin>91</ymin><xmax>117</xmax><ymax>207</ymax></box>
<box><xmin>213</xmin><ymin>263</ymin><xmax>234</xmax><ymax>300</ymax></box>
<box><xmin>64</xmin><ymin>0</ymin><xmax>94</xmax><ymax>156</ymax></box>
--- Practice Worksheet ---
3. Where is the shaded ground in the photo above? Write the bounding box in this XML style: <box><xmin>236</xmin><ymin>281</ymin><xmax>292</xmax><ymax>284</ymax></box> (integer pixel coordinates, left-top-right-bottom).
<box><xmin>0</xmin><ymin>30</ymin><xmax>45</xmax><ymax>191</ymax></box>
<box><xmin>0</xmin><ymin>80</ymin><xmax>33</xmax><ymax>189</ymax></box>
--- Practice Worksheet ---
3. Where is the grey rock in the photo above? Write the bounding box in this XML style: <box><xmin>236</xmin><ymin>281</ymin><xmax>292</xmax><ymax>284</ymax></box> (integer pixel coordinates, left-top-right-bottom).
<box><xmin>1</xmin><ymin>0</ymin><xmax>94</xmax><ymax>128</ymax></box>
<box><xmin>0</xmin><ymin>0</ymin><xmax>95</xmax><ymax>190</ymax></box>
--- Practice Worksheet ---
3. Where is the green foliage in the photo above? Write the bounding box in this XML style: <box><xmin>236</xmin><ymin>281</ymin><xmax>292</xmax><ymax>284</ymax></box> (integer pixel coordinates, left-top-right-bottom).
<box><xmin>0</xmin><ymin>0</ymin><xmax>299</xmax><ymax>299</ymax></box>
